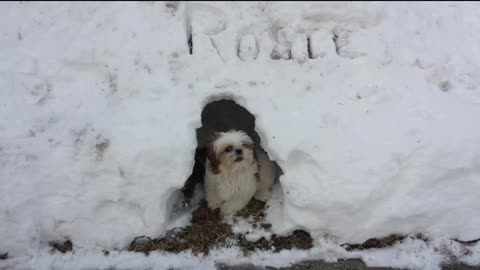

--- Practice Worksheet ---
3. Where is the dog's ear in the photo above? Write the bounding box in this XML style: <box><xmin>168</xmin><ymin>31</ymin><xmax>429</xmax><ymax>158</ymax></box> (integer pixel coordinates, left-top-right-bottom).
<box><xmin>207</xmin><ymin>144</ymin><xmax>220</xmax><ymax>174</ymax></box>
<box><xmin>243</xmin><ymin>142</ymin><xmax>255</xmax><ymax>151</ymax></box>
<box><xmin>243</xmin><ymin>143</ymin><xmax>258</xmax><ymax>165</ymax></box>
<box><xmin>209</xmin><ymin>131</ymin><xmax>221</xmax><ymax>142</ymax></box>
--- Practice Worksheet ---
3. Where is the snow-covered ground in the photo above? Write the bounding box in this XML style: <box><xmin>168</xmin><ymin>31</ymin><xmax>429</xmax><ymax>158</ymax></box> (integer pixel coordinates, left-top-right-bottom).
<box><xmin>1</xmin><ymin>1</ymin><xmax>480</xmax><ymax>270</ymax></box>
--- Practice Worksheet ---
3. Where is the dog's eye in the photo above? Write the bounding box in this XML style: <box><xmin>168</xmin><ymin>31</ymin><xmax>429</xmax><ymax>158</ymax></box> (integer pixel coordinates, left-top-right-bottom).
<box><xmin>225</xmin><ymin>146</ymin><xmax>233</xmax><ymax>152</ymax></box>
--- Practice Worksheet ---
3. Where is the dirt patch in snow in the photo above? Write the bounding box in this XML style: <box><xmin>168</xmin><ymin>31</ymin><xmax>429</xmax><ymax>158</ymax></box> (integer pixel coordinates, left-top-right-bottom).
<box><xmin>127</xmin><ymin>199</ymin><xmax>313</xmax><ymax>255</ymax></box>
<box><xmin>236</xmin><ymin>230</ymin><xmax>313</xmax><ymax>254</ymax></box>
<box><xmin>235</xmin><ymin>199</ymin><xmax>267</xmax><ymax>222</ymax></box>
<box><xmin>341</xmin><ymin>234</ymin><xmax>406</xmax><ymax>251</ymax></box>
<box><xmin>128</xmin><ymin>201</ymin><xmax>233</xmax><ymax>255</ymax></box>
<box><xmin>49</xmin><ymin>240</ymin><xmax>73</xmax><ymax>253</ymax></box>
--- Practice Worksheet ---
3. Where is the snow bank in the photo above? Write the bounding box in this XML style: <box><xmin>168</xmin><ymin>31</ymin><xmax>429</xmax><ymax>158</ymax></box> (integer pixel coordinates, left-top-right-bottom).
<box><xmin>1</xmin><ymin>1</ymin><xmax>480</xmax><ymax>269</ymax></box>
<box><xmin>0</xmin><ymin>1</ymin><xmax>195</xmax><ymax>255</ymax></box>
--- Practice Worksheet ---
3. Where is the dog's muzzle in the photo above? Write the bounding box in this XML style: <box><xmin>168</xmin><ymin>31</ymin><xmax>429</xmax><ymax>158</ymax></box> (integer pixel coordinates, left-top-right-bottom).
<box><xmin>234</xmin><ymin>149</ymin><xmax>243</xmax><ymax>162</ymax></box>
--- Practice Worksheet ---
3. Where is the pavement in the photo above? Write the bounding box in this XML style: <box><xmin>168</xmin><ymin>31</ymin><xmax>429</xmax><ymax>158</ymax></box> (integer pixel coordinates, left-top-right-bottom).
<box><xmin>217</xmin><ymin>259</ymin><xmax>480</xmax><ymax>270</ymax></box>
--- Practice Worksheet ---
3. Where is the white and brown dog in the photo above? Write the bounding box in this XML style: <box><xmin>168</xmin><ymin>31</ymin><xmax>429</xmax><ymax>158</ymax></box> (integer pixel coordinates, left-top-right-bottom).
<box><xmin>205</xmin><ymin>130</ymin><xmax>275</xmax><ymax>216</ymax></box>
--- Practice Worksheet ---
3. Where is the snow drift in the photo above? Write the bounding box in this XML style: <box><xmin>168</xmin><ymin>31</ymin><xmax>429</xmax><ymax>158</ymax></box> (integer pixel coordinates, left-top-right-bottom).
<box><xmin>1</xmin><ymin>1</ymin><xmax>480</xmax><ymax>268</ymax></box>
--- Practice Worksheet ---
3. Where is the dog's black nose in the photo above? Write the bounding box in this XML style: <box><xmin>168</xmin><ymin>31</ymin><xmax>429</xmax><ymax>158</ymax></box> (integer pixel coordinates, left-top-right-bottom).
<box><xmin>235</xmin><ymin>149</ymin><xmax>243</xmax><ymax>155</ymax></box>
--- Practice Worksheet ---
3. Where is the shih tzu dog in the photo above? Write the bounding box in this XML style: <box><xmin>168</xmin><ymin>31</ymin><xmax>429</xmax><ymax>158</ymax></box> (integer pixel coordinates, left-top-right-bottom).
<box><xmin>205</xmin><ymin>130</ymin><xmax>275</xmax><ymax>216</ymax></box>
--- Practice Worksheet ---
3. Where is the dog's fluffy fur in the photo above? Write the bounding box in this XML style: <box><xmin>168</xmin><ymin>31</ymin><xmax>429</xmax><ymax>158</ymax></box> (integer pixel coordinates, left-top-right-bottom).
<box><xmin>205</xmin><ymin>130</ymin><xmax>275</xmax><ymax>216</ymax></box>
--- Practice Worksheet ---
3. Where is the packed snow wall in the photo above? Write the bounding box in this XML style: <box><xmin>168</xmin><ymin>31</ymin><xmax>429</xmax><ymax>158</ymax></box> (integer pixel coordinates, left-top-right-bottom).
<box><xmin>1</xmin><ymin>2</ymin><xmax>480</xmax><ymax>256</ymax></box>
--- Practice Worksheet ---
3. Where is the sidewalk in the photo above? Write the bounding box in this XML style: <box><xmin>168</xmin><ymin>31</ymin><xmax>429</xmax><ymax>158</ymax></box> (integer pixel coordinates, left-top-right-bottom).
<box><xmin>217</xmin><ymin>259</ymin><xmax>480</xmax><ymax>270</ymax></box>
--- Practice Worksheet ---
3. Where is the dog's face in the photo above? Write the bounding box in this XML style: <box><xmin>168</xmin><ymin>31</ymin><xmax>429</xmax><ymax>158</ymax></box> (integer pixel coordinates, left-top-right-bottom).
<box><xmin>207</xmin><ymin>130</ymin><xmax>256</xmax><ymax>174</ymax></box>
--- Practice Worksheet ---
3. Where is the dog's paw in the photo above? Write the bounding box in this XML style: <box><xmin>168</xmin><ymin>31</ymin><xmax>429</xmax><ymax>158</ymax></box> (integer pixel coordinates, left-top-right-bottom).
<box><xmin>207</xmin><ymin>199</ymin><xmax>222</xmax><ymax>210</ymax></box>
<box><xmin>220</xmin><ymin>204</ymin><xmax>238</xmax><ymax>216</ymax></box>
<box><xmin>220</xmin><ymin>199</ymin><xmax>248</xmax><ymax>216</ymax></box>
<box><xmin>254</xmin><ymin>190</ymin><xmax>271</xmax><ymax>202</ymax></box>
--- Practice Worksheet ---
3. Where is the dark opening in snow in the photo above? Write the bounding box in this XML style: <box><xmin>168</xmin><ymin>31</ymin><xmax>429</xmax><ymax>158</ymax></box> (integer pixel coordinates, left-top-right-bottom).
<box><xmin>181</xmin><ymin>99</ymin><xmax>282</xmax><ymax>205</ymax></box>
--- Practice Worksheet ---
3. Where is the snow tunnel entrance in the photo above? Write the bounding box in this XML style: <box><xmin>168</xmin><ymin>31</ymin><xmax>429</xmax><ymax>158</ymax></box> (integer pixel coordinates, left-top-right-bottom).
<box><xmin>165</xmin><ymin>99</ymin><xmax>283</xmax><ymax>226</ymax></box>
<box><xmin>182</xmin><ymin>99</ymin><xmax>283</xmax><ymax>205</ymax></box>
<box><xmin>134</xmin><ymin>100</ymin><xmax>318</xmax><ymax>255</ymax></box>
